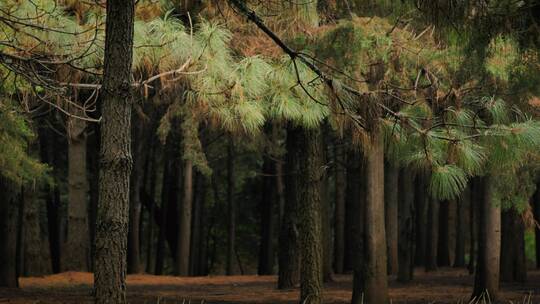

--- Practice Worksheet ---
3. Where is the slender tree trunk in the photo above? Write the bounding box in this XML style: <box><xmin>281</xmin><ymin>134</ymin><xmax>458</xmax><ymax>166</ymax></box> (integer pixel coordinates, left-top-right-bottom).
<box><xmin>0</xmin><ymin>177</ymin><xmax>19</xmax><ymax>287</ymax></box>
<box><xmin>438</xmin><ymin>200</ymin><xmax>456</xmax><ymax>267</ymax></box>
<box><xmin>278</xmin><ymin>125</ymin><xmax>301</xmax><ymax>289</ymax></box>
<box><xmin>534</xmin><ymin>184</ymin><xmax>540</xmax><ymax>269</ymax></box>
<box><xmin>333</xmin><ymin>138</ymin><xmax>346</xmax><ymax>274</ymax></box>
<box><xmin>155</xmin><ymin>152</ymin><xmax>171</xmax><ymax>275</ymax></box>
<box><xmin>352</xmin><ymin>132</ymin><xmax>388</xmax><ymax>304</ymax></box>
<box><xmin>226</xmin><ymin>138</ymin><xmax>236</xmax><ymax>275</ymax></box>
<box><xmin>384</xmin><ymin>161</ymin><xmax>398</xmax><ymax>275</ymax></box>
<box><xmin>93</xmin><ymin>0</ymin><xmax>134</xmax><ymax>302</ymax></box>
<box><xmin>472</xmin><ymin>175</ymin><xmax>501</xmax><ymax>301</ymax></box>
<box><xmin>397</xmin><ymin>169</ymin><xmax>414</xmax><ymax>282</ymax></box>
<box><xmin>321</xmin><ymin>135</ymin><xmax>333</xmax><ymax>283</ymax></box>
<box><xmin>65</xmin><ymin>113</ymin><xmax>90</xmax><ymax>272</ymax></box>
<box><xmin>500</xmin><ymin>208</ymin><xmax>527</xmax><ymax>282</ymax></box>
<box><xmin>425</xmin><ymin>197</ymin><xmax>439</xmax><ymax>272</ymax></box>
<box><xmin>23</xmin><ymin>184</ymin><xmax>46</xmax><ymax>276</ymax></box>
<box><xmin>345</xmin><ymin>149</ymin><xmax>364</xmax><ymax>274</ymax></box>
<box><xmin>127</xmin><ymin>112</ymin><xmax>147</xmax><ymax>274</ymax></box>
<box><xmin>144</xmin><ymin>144</ymin><xmax>158</xmax><ymax>273</ymax></box>
<box><xmin>298</xmin><ymin>127</ymin><xmax>324</xmax><ymax>304</ymax></box>
<box><xmin>469</xmin><ymin>179</ymin><xmax>480</xmax><ymax>274</ymax></box>
<box><xmin>258</xmin><ymin>156</ymin><xmax>275</xmax><ymax>275</ymax></box>
<box><xmin>454</xmin><ymin>186</ymin><xmax>469</xmax><ymax>268</ymax></box>
<box><xmin>190</xmin><ymin>173</ymin><xmax>205</xmax><ymax>276</ymax></box>
<box><xmin>175</xmin><ymin>160</ymin><xmax>193</xmax><ymax>276</ymax></box>
<box><xmin>414</xmin><ymin>172</ymin><xmax>428</xmax><ymax>266</ymax></box>
<box><xmin>88</xmin><ymin>122</ymin><xmax>100</xmax><ymax>273</ymax></box>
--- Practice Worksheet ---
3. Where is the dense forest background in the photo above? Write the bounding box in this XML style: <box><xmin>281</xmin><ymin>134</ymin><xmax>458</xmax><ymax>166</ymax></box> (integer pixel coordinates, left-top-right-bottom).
<box><xmin>2</xmin><ymin>0</ymin><xmax>540</xmax><ymax>303</ymax></box>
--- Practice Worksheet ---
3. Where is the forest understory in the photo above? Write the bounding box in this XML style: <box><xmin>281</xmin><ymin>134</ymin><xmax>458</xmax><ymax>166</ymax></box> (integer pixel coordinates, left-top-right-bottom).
<box><xmin>1</xmin><ymin>269</ymin><xmax>539</xmax><ymax>304</ymax></box>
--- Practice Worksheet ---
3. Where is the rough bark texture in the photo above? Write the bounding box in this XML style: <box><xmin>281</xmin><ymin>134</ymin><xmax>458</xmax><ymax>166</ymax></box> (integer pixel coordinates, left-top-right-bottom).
<box><xmin>333</xmin><ymin>139</ymin><xmax>346</xmax><ymax>274</ymax></box>
<box><xmin>472</xmin><ymin>175</ymin><xmax>501</xmax><ymax>301</ymax></box>
<box><xmin>175</xmin><ymin>160</ymin><xmax>193</xmax><ymax>276</ymax></box>
<box><xmin>65</xmin><ymin>113</ymin><xmax>89</xmax><ymax>272</ymax></box>
<box><xmin>469</xmin><ymin>179</ymin><xmax>480</xmax><ymax>274</ymax></box>
<box><xmin>352</xmin><ymin>132</ymin><xmax>388</xmax><ymax>304</ymax></box>
<box><xmin>425</xmin><ymin>197</ymin><xmax>439</xmax><ymax>272</ymax></box>
<box><xmin>0</xmin><ymin>177</ymin><xmax>19</xmax><ymax>287</ymax></box>
<box><xmin>93</xmin><ymin>0</ymin><xmax>134</xmax><ymax>302</ymax></box>
<box><xmin>321</xmin><ymin>140</ymin><xmax>333</xmax><ymax>283</ymax></box>
<box><xmin>278</xmin><ymin>125</ymin><xmax>301</xmax><ymax>289</ymax></box>
<box><xmin>226</xmin><ymin>138</ymin><xmax>236</xmax><ymax>276</ymax></box>
<box><xmin>297</xmin><ymin>127</ymin><xmax>324</xmax><ymax>304</ymax></box>
<box><xmin>258</xmin><ymin>156</ymin><xmax>275</xmax><ymax>275</ymax></box>
<box><xmin>500</xmin><ymin>209</ymin><xmax>527</xmax><ymax>282</ymax></box>
<box><xmin>397</xmin><ymin>169</ymin><xmax>415</xmax><ymax>283</ymax></box>
<box><xmin>384</xmin><ymin>161</ymin><xmax>399</xmax><ymax>275</ymax></box>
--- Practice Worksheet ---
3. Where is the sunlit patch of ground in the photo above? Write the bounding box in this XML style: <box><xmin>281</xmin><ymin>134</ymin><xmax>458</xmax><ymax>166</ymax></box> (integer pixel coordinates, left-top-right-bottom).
<box><xmin>0</xmin><ymin>268</ymin><xmax>538</xmax><ymax>303</ymax></box>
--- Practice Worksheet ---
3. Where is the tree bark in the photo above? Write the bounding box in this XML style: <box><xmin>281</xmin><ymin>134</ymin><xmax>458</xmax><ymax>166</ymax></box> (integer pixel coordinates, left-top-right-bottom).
<box><xmin>333</xmin><ymin>138</ymin><xmax>346</xmax><ymax>274</ymax></box>
<box><xmin>127</xmin><ymin>110</ymin><xmax>150</xmax><ymax>274</ymax></box>
<box><xmin>425</xmin><ymin>196</ymin><xmax>439</xmax><ymax>272</ymax></box>
<box><xmin>298</xmin><ymin>127</ymin><xmax>324</xmax><ymax>304</ymax></box>
<box><xmin>438</xmin><ymin>200</ymin><xmax>457</xmax><ymax>267</ymax></box>
<box><xmin>469</xmin><ymin>179</ymin><xmax>480</xmax><ymax>274</ymax></box>
<box><xmin>175</xmin><ymin>159</ymin><xmax>193</xmax><ymax>276</ymax></box>
<box><xmin>155</xmin><ymin>150</ymin><xmax>171</xmax><ymax>275</ymax></box>
<box><xmin>93</xmin><ymin>0</ymin><xmax>134</xmax><ymax>302</ymax></box>
<box><xmin>397</xmin><ymin>168</ymin><xmax>414</xmax><ymax>282</ymax></box>
<box><xmin>226</xmin><ymin>138</ymin><xmax>236</xmax><ymax>276</ymax></box>
<box><xmin>472</xmin><ymin>175</ymin><xmax>501</xmax><ymax>301</ymax></box>
<box><xmin>22</xmin><ymin>184</ymin><xmax>46</xmax><ymax>276</ymax></box>
<box><xmin>65</xmin><ymin>112</ymin><xmax>90</xmax><ymax>272</ymax></box>
<box><xmin>352</xmin><ymin>132</ymin><xmax>388</xmax><ymax>304</ymax></box>
<box><xmin>500</xmin><ymin>208</ymin><xmax>527</xmax><ymax>282</ymax></box>
<box><xmin>258</xmin><ymin>156</ymin><xmax>275</xmax><ymax>275</ymax></box>
<box><xmin>278</xmin><ymin>125</ymin><xmax>301</xmax><ymax>289</ymax></box>
<box><xmin>414</xmin><ymin>172</ymin><xmax>428</xmax><ymax>267</ymax></box>
<box><xmin>345</xmin><ymin>149</ymin><xmax>364</xmax><ymax>274</ymax></box>
<box><xmin>384</xmin><ymin>161</ymin><xmax>398</xmax><ymax>275</ymax></box>
<box><xmin>0</xmin><ymin>177</ymin><xmax>19</xmax><ymax>288</ymax></box>
<box><xmin>454</xmin><ymin>186</ymin><xmax>469</xmax><ymax>268</ymax></box>
<box><xmin>321</xmin><ymin>137</ymin><xmax>333</xmax><ymax>283</ymax></box>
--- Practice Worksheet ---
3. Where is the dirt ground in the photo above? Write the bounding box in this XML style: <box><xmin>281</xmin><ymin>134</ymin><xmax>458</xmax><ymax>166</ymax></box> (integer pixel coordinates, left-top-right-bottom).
<box><xmin>0</xmin><ymin>268</ymin><xmax>539</xmax><ymax>303</ymax></box>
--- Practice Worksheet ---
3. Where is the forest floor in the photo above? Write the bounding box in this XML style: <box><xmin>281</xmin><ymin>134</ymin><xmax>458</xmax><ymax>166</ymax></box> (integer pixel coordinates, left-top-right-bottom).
<box><xmin>0</xmin><ymin>268</ymin><xmax>539</xmax><ymax>303</ymax></box>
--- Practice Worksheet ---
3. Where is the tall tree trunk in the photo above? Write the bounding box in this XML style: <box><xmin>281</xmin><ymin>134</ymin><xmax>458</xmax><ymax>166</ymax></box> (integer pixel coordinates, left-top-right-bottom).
<box><xmin>278</xmin><ymin>126</ymin><xmax>301</xmax><ymax>289</ymax></box>
<box><xmin>190</xmin><ymin>173</ymin><xmax>205</xmax><ymax>276</ymax></box>
<box><xmin>93</xmin><ymin>0</ymin><xmax>134</xmax><ymax>302</ymax></box>
<box><xmin>258</xmin><ymin>156</ymin><xmax>275</xmax><ymax>275</ymax></box>
<box><xmin>397</xmin><ymin>169</ymin><xmax>414</xmax><ymax>282</ymax></box>
<box><xmin>469</xmin><ymin>179</ymin><xmax>480</xmax><ymax>274</ymax></box>
<box><xmin>175</xmin><ymin>160</ymin><xmax>193</xmax><ymax>276</ymax></box>
<box><xmin>333</xmin><ymin>138</ymin><xmax>346</xmax><ymax>274</ymax></box>
<box><xmin>144</xmin><ymin>144</ymin><xmax>158</xmax><ymax>273</ymax></box>
<box><xmin>127</xmin><ymin>112</ymin><xmax>146</xmax><ymax>274</ymax></box>
<box><xmin>88</xmin><ymin>122</ymin><xmax>100</xmax><ymax>273</ymax></box>
<box><xmin>384</xmin><ymin>161</ymin><xmax>398</xmax><ymax>275</ymax></box>
<box><xmin>425</xmin><ymin>197</ymin><xmax>439</xmax><ymax>272</ymax></box>
<box><xmin>454</xmin><ymin>186</ymin><xmax>469</xmax><ymax>268</ymax></box>
<box><xmin>298</xmin><ymin>127</ymin><xmax>324</xmax><ymax>304</ymax></box>
<box><xmin>352</xmin><ymin>132</ymin><xmax>388</xmax><ymax>304</ymax></box>
<box><xmin>39</xmin><ymin>124</ymin><xmax>64</xmax><ymax>274</ymax></box>
<box><xmin>414</xmin><ymin>172</ymin><xmax>428</xmax><ymax>266</ymax></box>
<box><xmin>534</xmin><ymin>183</ymin><xmax>540</xmax><ymax>269</ymax></box>
<box><xmin>321</xmin><ymin>137</ymin><xmax>333</xmax><ymax>283</ymax></box>
<box><xmin>0</xmin><ymin>177</ymin><xmax>19</xmax><ymax>287</ymax></box>
<box><xmin>472</xmin><ymin>175</ymin><xmax>501</xmax><ymax>301</ymax></box>
<box><xmin>438</xmin><ymin>200</ymin><xmax>456</xmax><ymax>267</ymax></box>
<box><xmin>22</xmin><ymin>184</ymin><xmax>46</xmax><ymax>276</ymax></box>
<box><xmin>155</xmin><ymin>152</ymin><xmax>171</xmax><ymax>275</ymax></box>
<box><xmin>226</xmin><ymin>138</ymin><xmax>236</xmax><ymax>276</ymax></box>
<box><xmin>65</xmin><ymin>113</ymin><xmax>90</xmax><ymax>272</ymax></box>
<box><xmin>500</xmin><ymin>208</ymin><xmax>527</xmax><ymax>282</ymax></box>
<box><xmin>345</xmin><ymin>149</ymin><xmax>364</xmax><ymax>274</ymax></box>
